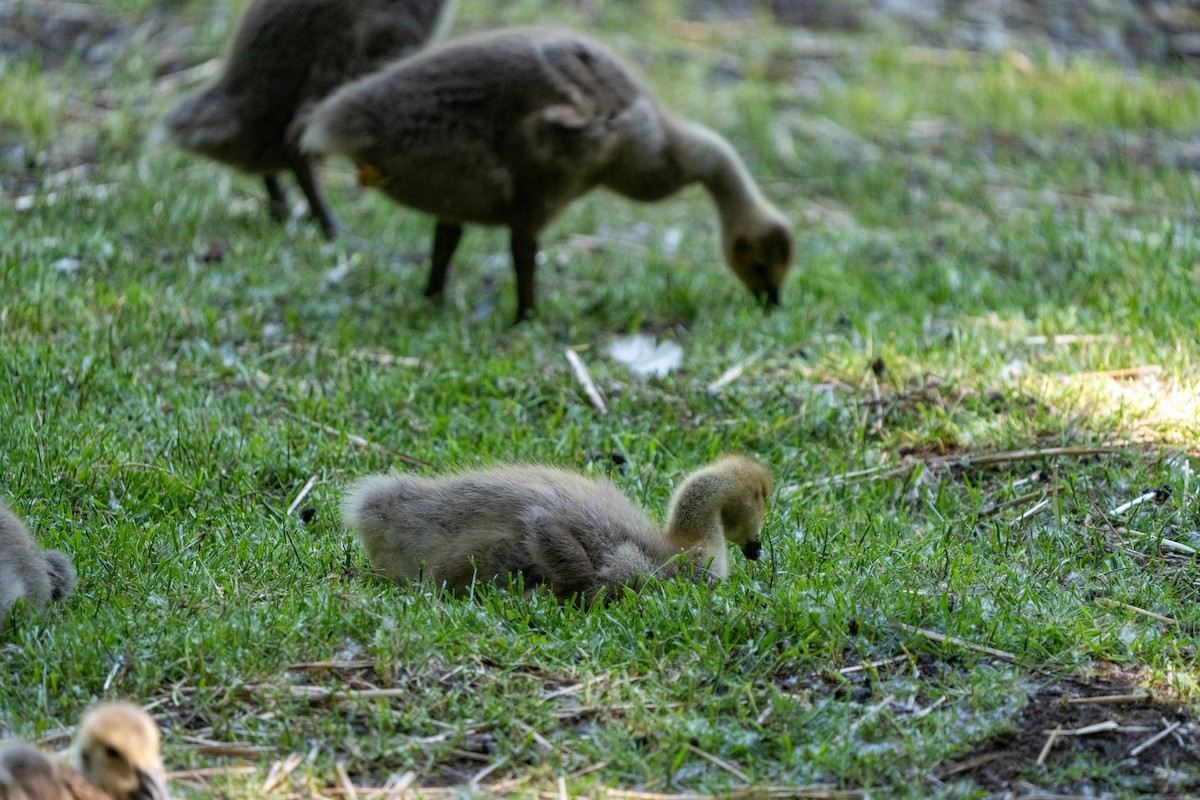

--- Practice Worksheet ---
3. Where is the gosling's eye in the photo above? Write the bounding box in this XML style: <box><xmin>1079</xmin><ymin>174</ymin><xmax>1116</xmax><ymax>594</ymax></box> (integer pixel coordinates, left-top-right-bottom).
<box><xmin>105</xmin><ymin>745</ymin><xmax>120</xmax><ymax>760</ymax></box>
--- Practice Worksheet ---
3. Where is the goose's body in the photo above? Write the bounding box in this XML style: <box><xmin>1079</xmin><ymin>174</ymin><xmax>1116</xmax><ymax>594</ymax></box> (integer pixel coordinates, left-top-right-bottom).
<box><xmin>343</xmin><ymin>455</ymin><xmax>771</xmax><ymax>601</ymax></box>
<box><xmin>301</xmin><ymin>27</ymin><xmax>793</xmax><ymax>321</ymax></box>
<box><xmin>0</xmin><ymin>703</ymin><xmax>167</xmax><ymax>800</ymax></box>
<box><xmin>0</xmin><ymin>499</ymin><xmax>75</xmax><ymax>630</ymax></box>
<box><xmin>158</xmin><ymin>0</ymin><xmax>457</xmax><ymax>238</ymax></box>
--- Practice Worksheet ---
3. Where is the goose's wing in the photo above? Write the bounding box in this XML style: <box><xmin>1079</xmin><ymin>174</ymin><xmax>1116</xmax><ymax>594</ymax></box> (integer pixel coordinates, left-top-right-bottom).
<box><xmin>523</xmin><ymin>506</ymin><xmax>598</xmax><ymax>601</ymax></box>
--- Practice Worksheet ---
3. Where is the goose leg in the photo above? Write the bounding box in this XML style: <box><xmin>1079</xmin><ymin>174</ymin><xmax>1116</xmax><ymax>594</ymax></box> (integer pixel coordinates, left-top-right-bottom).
<box><xmin>289</xmin><ymin>157</ymin><xmax>339</xmax><ymax>240</ymax></box>
<box><xmin>264</xmin><ymin>175</ymin><xmax>290</xmax><ymax>223</ymax></box>
<box><xmin>510</xmin><ymin>228</ymin><xmax>539</xmax><ymax>324</ymax></box>
<box><xmin>426</xmin><ymin>220</ymin><xmax>463</xmax><ymax>302</ymax></box>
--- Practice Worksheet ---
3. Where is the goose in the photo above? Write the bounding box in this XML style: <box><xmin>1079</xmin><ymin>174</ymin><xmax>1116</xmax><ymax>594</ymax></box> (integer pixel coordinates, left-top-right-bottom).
<box><xmin>342</xmin><ymin>455</ymin><xmax>771</xmax><ymax>601</ymax></box>
<box><xmin>0</xmin><ymin>498</ymin><xmax>75</xmax><ymax>630</ymax></box>
<box><xmin>0</xmin><ymin>703</ymin><xmax>168</xmax><ymax>800</ymax></box>
<box><xmin>157</xmin><ymin>0</ymin><xmax>457</xmax><ymax>239</ymax></box>
<box><xmin>300</xmin><ymin>27</ymin><xmax>793</xmax><ymax>321</ymax></box>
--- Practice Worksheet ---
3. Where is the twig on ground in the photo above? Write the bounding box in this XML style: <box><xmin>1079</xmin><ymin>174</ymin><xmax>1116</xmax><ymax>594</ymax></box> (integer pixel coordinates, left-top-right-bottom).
<box><xmin>1078</xmin><ymin>365</ymin><xmax>1163</xmax><ymax>381</ymax></box>
<box><xmin>600</xmin><ymin>787</ymin><xmax>863</xmax><ymax>799</ymax></box>
<box><xmin>1042</xmin><ymin>720</ymin><xmax>1120</xmax><ymax>736</ymax></box>
<box><xmin>167</xmin><ymin>766</ymin><xmax>259</xmax><ymax>781</ymax></box>
<box><xmin>1129</xmin><ymin>720</ymin><xmax>1183</xmax><ymax>757</ymax></box>
<box><xmin>286</xmin><ymin>475</ymin><xmax>318</xmax><ymax>517</ymax></box>
<box><xmin>682</xmin><ymin>742</ymin><xmax>750</xmax><ymax>783</ymax></box>
<box><xmin>1066</xmin><ymin>691</ymin><xmax>1151</xmax><ymax>706</ymax></box>
<box><xmin>1023</xmin><ymin>333</ymin><xmax>1116</xmax><ymax>346</ymax></box>
<box><xmin>708</xmin><ymin>355</ymin><xmax>760</xmax><ymax>393</ymax></box>
<box><xmin>1014</xmin><ymin>496</ymin><xmax>1053</xmax><ymax>524</ymax></box>
<box><xmin>935</xmin><ymin>750</ymin><xmax>1013</xmax><ymax>779</ymax></box>
<box><xmin>469</xmin><ymin>754</ymin><xmax>507</xmax><ymax>785</ymax></box>
<box><xmin>837</xmin><ymin>655</ymin><xmax>909</xmax><ymax>675</ymax></box>
<box><xmin>381</xmin><ymin>772</ymin><xmax>416</xmax><ymax>800</ymax></box>
<box><xmin>287</xmin><ymin>660</ymin><xmax>378</xmax><ymax>671</ymax></box>
<box><xmin>1095</xmin><ymin>597</ymin><xmax>1177</xmax><ymax>625</ymax></box>
<box><xmin>567</xmin><ymin>762</ymin><xmax>608</xmax><ymax>780</ymax></box>
<box><xmin>789</xmin><ymin>442</ymin><xmax>1156</xmax><ymax>495</ymax></box>
<box><xmin>980</xmin><ymin>488</ymin><xmax>1054</xmax><ymax>518</ymax></box>
<box><xmin>1036</xmin><ymin>726</ymin><xmax>1062</xmax><ymax>766</ymax></box>
<box><xmin>1110</xmin><ymin>489</ymin><xmax>1161</xmax><ymax>516</ymax></box>
<box><xmin>566</xmin><ymin>348</ymin><xmax>607</xmax><ymax>413</ymax></box>
<box><xmin>336</xmin><ymin>762</ymin><xmax>358</xmax><ymax>800</ymax></box>
<box><xmin>912</xmin><ymin>695</ymin><xmax>948</xmax><ymax>719</ymax></box>
<box><xmin>895</xmin><ymin>623</ymin><xmax>1017</xmax><ymax>663</ymax></box>
<box><xmin>1111</xmin><ymin>526</ymin><xmax>1196</xmax><ymax>555</ymax></box>
<box><xmin>262</xmin><ymin>752</ymin><xmax>305</xmax><ymax>793</ymax></box>
<box><xmin>841</xmin><ymin>694</ymin><xmax>895</xmax><ymax>743</ymax></box>
<box><xmin>545</xmin><ymin>674</ymin><xmax>609</xmax><ymax>699</ymax></box>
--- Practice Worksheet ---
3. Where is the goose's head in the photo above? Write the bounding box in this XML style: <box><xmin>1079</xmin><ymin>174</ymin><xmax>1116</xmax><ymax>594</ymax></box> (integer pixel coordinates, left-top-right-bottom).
<box><xmin>713</xmin><ymin>455</ymin><xmax>772</xmax><ymax>560</ymax></box>
<box><xmin>71</xmin><ymin>703</ymin><xmax>167</xmax><ymax>800</ymax></box>
<box><xmin>723</xmin><ymin>207</ymin><xmax>793</xmax><ymax>308</ymax></box>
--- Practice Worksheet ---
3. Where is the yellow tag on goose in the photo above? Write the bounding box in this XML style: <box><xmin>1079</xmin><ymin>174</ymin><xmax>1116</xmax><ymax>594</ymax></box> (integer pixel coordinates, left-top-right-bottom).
<box><xmin>356</xmin><ymin>162</ymin><xmax>389</xmax><ymax>188</ymax></box>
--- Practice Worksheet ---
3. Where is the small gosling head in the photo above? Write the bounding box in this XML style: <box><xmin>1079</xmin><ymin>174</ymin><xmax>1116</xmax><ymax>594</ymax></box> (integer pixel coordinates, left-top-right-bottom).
<box><xmin>71</xmin><ymin>703</ymin><xmax>167</xmax><ymax>800</ymax></box>
<box><xmin>723</xmin><ymin>207</ymin><xmax>793</xmax><ymax>307</ymax></box>
<box><xmin>714</xmin><ymin>455</ymin><xmax>772</xmax><ymax>561</ymax></box>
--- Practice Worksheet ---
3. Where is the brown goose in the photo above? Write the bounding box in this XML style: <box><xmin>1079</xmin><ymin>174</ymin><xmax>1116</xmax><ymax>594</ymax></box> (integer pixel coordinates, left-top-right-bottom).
<box><xmin>158</xmin><ymin>0</ymin><xmax>457</xmax><ymax>238</ymax></box>
<box><xmin>300</xmin><ymin>27</ymin><xmax>793</xmax><ymax>321</ymax></box>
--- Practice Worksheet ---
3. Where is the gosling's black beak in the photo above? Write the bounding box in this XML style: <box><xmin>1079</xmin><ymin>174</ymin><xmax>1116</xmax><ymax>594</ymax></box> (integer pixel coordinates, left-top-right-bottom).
<box><xmin>133</xmin><ymin>768</ymin><xmax>169</xmax><ymax>800</ymax></box>
<box><xmin>741</xmin><ymin>540</ymin><xmax>762</xmax><ymax>560</ymax></box>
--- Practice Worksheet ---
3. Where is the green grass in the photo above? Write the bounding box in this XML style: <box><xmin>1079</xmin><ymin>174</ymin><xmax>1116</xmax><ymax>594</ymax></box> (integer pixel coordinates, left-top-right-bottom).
<box><xmin>1</xmin><ymin>1</ymin><xmax>1199</xmax><ymax>798</ymax></box>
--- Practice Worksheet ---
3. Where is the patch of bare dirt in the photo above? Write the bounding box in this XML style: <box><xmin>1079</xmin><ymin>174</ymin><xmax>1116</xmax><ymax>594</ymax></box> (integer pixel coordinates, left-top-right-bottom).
<box><xmin>938</xmin><ymin>665</ymin><xmax>1200</xmax><ymax>797</ymax></box>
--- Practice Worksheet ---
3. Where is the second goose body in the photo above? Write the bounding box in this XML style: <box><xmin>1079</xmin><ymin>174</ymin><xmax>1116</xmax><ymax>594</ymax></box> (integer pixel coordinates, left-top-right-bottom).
<box><xmin>301</xmin><ymin>27</ymin><xmax>793</xmax><ymax>321</ymax></box>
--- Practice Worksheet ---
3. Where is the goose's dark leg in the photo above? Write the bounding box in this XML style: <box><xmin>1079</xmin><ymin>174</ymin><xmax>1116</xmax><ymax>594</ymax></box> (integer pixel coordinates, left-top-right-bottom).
<box><xmin>426</xmin><ymin>220</ymin><xmax>463</xmax><ymax>301</ymax></box>
<box><xmin>264</xmin><ymin>175</ymin><xmax>290</xmax><ymax>223</ymax></box>
<box><xmin>289</xmin><ymin>157</ymin><xmax>339</xmax><ymax>240</ymax></box>
<box><xmin>510</xmin><ymin>227</ymin><xmax>539</xmax><ymax>324</ymax></box>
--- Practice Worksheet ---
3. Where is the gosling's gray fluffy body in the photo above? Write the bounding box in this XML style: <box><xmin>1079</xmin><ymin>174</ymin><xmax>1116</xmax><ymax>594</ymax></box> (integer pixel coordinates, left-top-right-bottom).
<box><xmin>0</xmin><ymin>499</ymin><xmax>75</xmax><ymax>630</ymax></box>
<box><xmin>158</xmin><ymin>0</ymin><xmax>457</xmax><ymax>239</ymax></box>
<box><xmin>301</xmin><ymin>27</ymin><xmax>793</xmax><ymax>322</ymax></box>
<box><xmin>343</xmin><ymin>455</ymin><xmax>771</xmax><ymax>601</ymax></box>
<box><xmin>0</xmin><ymin>703</ymin><xmax>168</xmax><ymax>800</ymax></box>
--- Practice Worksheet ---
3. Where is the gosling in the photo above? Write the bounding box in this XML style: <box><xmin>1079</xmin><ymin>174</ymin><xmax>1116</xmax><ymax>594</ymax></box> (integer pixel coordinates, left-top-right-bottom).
<box><xmin>300</xmin><ymin>27</ymin><xmax>793</xmax><ymax>322</ymax></box>
<box><xmin>0</xmin><ymin>498</ymin><xmax>75</xmax><ymax>630</ymax></box>
<box><xmin>0</xmin><ymin>702</ymin><xmax>168</xmax><ymax>800</ymax></box>
<box><xmin>157</xmin><ymin>0</ymin><xmax>458</xmax><ymax>239</ymax></box>
<box><xmin>342</xmin><ymin>455</ymin><xmax>771</xmax><ymax>601</ymax></box>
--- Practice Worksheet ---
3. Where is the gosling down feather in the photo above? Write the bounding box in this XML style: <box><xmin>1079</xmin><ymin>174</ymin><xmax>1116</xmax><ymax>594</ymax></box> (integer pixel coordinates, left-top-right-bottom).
<box><xmin>300</xmin><ymin>27</ymin><xmax>793</xmax><ymax>322</ymax></box>
<box><xmin>342</xmin><ymin>455</ymin><xmax>771</xmax><ymax>601</ymax></box>
<box><xmin>0</xmin><ymin>703</ymin><xmax>168</xmax><ymax>800</ymax></box>
<box><xmin>0</xmin><ymin>499</ymin><xmax>75</xmax><ymax>631</ymax></box>
<box><xmin>158</xmin><ymin>0</ymin><xmax>457</xmax><ymax>239</ymax></box>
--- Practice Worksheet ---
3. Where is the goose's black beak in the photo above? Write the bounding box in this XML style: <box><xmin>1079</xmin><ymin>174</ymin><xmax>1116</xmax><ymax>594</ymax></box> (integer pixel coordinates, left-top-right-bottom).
<box><xmin>133</xmin><ymin>768</ymin><xmax>169</xmax><ymax>800</ymax></box>
<box><xmin>741</xmin><ymin>540</ymin><xmax>762</xmax><ymax>560</ymax></box>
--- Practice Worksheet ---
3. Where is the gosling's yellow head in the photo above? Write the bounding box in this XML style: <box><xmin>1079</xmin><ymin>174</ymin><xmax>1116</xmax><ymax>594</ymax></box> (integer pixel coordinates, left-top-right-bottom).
<box><xmin>713</xmin><ymin>455</ymin><xmax>772</xmax><ymax>560</ymax></box>
<box><xmin>71</xmin><ymin>703</ymin><xmax>167</xmax><ymax>800</ymax></box>
<box><xmin>723</xmin><ymin>209</ymin><xmax>793</xmax><ymax>308</ymax></box>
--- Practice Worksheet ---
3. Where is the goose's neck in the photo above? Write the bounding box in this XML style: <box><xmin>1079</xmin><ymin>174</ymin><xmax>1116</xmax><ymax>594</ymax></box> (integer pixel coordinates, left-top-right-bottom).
<box><xmin>664</xmin><ymin>470</ymin><xmax>739</xmax><ymax>549</ymax></box>
<box><xmin>672</xmin><ymin>117</ymin><xmax>766</xmax><ymax>230</ymax></box>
